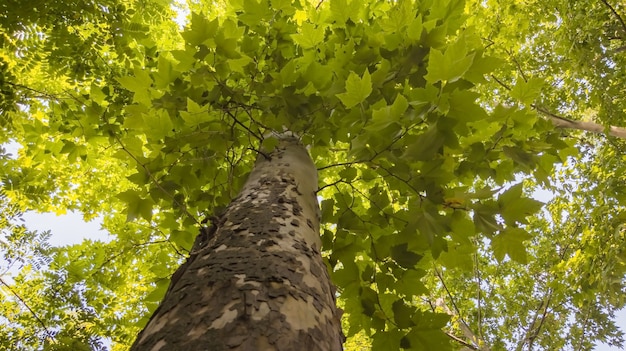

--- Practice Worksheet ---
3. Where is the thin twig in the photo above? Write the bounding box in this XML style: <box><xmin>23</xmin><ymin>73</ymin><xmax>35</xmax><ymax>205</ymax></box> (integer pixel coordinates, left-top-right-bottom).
<box><xmin>600</xmin><ymin>0</ymin><xmax>626</xmax><ymax>35</ymax></box>
<box><xmin>220</xmin><ymin>107</ymin><xmax>263</xmax><ymax>141</ymax></box>
<box><xmin>317</xmin><ymin>160</ymin><xmax>371</xmax><ymax>171</ymax></box>
<box><xmin>112</xmin><ymin>133</ymin><xmax>200</xmax><ymax>226</ymax></box>
<box><xmin>474</xmin><ymin>251</ymin><xmax>485</xmax><ymax>342</ymax></box>
<box><xmin>434</xmin><ymin>266</ymin><xmax>478</xmax><ymax>347</ymax></box>
<box><xmin>0</xmin><ymin>276</ymin><xmax>54</xmax><ymax>338</ymax></box>
<box><xmin>445</xmin><ymin>331</ymin><xmax>479</xmax><ymax>350</ymax></box>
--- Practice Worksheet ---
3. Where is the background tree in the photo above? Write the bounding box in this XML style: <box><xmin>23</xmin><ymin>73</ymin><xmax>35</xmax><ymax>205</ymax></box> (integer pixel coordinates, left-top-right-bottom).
<box><xmin>0</xmin><ymin>0</ymin><xmax>624</xmax><ymax>350</ymax></box>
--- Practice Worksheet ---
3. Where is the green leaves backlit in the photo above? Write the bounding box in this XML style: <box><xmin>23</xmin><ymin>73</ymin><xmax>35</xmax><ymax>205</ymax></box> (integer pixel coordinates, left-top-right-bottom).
<box><xmin>337</xmin><ymin>70</ymin><xmax>373</xmax><ymax>108</ymax></box>
<box><xmin>425</xmin><ymin>35</ymin><xmax>475</xmax><ymax>84</ymax></box>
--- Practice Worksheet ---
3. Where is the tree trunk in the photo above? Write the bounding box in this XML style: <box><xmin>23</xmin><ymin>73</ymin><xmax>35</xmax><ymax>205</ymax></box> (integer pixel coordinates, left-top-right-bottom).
<box><xmin>131</xmin><ymin>135</ymin><xmax>344</xmax><ymax>351</ymax></box>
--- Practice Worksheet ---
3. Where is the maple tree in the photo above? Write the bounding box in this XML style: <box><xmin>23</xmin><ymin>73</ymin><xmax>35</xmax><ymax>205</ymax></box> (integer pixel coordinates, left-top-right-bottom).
<box><xmin>1</xmin><ymin>0</ymin><xmax>625</xmax><ymax>350</ymax></box>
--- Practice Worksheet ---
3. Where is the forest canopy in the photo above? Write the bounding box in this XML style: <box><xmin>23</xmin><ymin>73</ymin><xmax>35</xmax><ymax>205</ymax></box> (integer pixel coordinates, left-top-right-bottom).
<box><xmin>1</xmin><ymin>0</ymin><xmax>625</xmax><ymax>350</ymax></box>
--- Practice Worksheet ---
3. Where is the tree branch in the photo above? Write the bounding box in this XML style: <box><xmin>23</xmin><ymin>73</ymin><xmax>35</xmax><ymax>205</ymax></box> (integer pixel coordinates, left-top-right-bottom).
<box><xmin>0</xmin><ymin>276</ymin><xmax>54</xmax><ymax>338</ymax></box>
<box><xmin>600</xmin><ymin>0</ymin><xmax>626</xmax><ymax>36</ymax></box>
<box><xmin>515</xmin><ymin>288</ymin><xmax>553</xmax><ymax>351</ymax></box>
<box><xmin>444</xmin><ymin>330</ymin><xmax>479</xmax><ymax>350</ymax></box>
<box><xmin>112</xmin><ymin>133</ymin><xmax>201</xmax><ymax>226</ymax></box>
<box><xmin>490</xmin><ymin>75</ymin><xmax>626</xmax><ymax>139</ymax></box>
<box><xmin>434</xmin><ymin>266</ymin><xmax>492</xmax><ymax>351</ymax></box>
<box><xmin>533</xmin><ymin>105</ymin><xmax>626</xmax><ymax>139</ymax></box>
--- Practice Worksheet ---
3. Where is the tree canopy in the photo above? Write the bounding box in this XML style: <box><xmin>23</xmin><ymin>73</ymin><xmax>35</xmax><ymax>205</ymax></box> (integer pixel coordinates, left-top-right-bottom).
<box><xmin>1</xmin><ymin>0</ymin><xmax>625</xmax><ymax>350</ymax></box>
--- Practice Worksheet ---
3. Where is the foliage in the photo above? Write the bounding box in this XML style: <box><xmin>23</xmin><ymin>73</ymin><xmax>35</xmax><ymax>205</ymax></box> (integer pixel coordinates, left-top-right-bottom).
<box><xmin>0</xmin><ymin>0</ymin><xmax>625</xmax><ymax>350</ymax></box>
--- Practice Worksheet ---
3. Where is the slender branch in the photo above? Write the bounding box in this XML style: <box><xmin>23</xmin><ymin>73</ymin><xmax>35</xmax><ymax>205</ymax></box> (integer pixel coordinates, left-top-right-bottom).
<box><xmin>317</xmin><ymin>160</ymin><xmax>371</xmax><ymax>171</ymax></box>
<box><xmin>318</xmin><ymin>123</ymin><xmax>415</xmax><ymax>172</ymax></box>
<box><xmin>528</xmin><ymin>292</ymin><xmax>553</xmax><ymax>349</ymax></box>
<box><xmin>434</xmin><ymin>267</ymin><xmax>480</xmax><ymax>347</ymax></box>
<box><xmin>574</xmin><ymin>307</ymin><xmax>591</xmax><ymax>351</ymax></box>
<box><xmin>473</xmin><ymin>251</ymin><xmax>486</xmax><ymax>342</ymax></box>
<box><xmin>112</xmin><ymin>134</ymin><xmax>200</xmax><ymax>226</ymax></box>
<box><xmin>316</xmin><ymin>179</ymin><xmax>345</xmax><ymax>193</ymax></box>
<box><xmin>516</xmin><ymin>289</ymin><xmax>553</xmax><ymax>351</ymax></box>
<box><xmin>0</xmin><ymin>276</ymin><xmax>54</xmax><ymax>338</ymax></box>
<box><xmin>490</xmin><ymin>74</ymin><xmax>512</xmax><ymax>91</ymax></box>
<box><xmin>247</xmin><ymin>146</ymin><xmax>271</xmax><ymax>160</ymax></box>
<box><xmin>600</xmin><ymin>0</ymin><xmax>626</xmax><ymax>35</ymax></box>
<box><xmin>506</xmin><ymin>51</ymin><xmax>528</xmax><ymax>82</ymax></box>
<box><xmin>372</xmin><ymin>162</ymin><xmax>427</xmax><ymax>203</ymax></box>
<box><xmin>445</xmin><ymin>330</ymin><xmax>479</xmax><ymax>350</ymax></box>
<box><xmin>6</xmin><ymin>81</ymin><xmax>76</xmax><ymax>102</ymax></box>
<box><xmin>220</xmin><ymin>107</ymin><xmax>263</xmax><ymax>141</ymax></box>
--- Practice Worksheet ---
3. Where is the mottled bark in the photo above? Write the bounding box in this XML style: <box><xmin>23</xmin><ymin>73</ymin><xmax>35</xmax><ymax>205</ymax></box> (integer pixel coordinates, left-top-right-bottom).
<box><xmin>131</xmin><ymin>135</ymin><xmax>344</xmax><ymax>351</ymax></box>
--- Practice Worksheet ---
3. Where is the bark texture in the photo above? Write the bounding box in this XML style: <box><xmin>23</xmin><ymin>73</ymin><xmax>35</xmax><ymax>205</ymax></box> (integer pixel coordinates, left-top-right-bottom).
<box><xmin>131</xmin><ymin>135</ymin><xmax>344</xmax><ymax>351</ymax></box>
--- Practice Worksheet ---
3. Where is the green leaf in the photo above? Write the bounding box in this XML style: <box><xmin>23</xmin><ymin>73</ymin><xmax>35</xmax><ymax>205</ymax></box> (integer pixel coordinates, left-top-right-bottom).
<box><xmin>261</xmin><ymin>136</ymin><xmax>280</xmax><ymax>153</ymax></box>
<box><xmin>465</xmin><ymin>53</ymin><xmax>504</xmax><ymax>83</ymax></box>
<box><xmin>181</xmin><ymin>14</ymin><xmax>219</xmax><ymax>46</ymax></box>
<box><xmin>144</xmin><ymin>109</ymin><xmax>174</xmax><ymax>140</ymax></box>
<box><xmin>117</xmin><ymin>69</ymin><xmax>152</xmax><ymax>93</ymax></box>
<box><xmin>510</xmin><ymin>77</ymin><xmax>544</xmax><ymax>105</ymax></box>
<box><xmin>291</xmin><ymin>22</ymin><xmax>326</xmax><ymax>49</ymax></box>
<box><xmin>320</xmin><ymin>198</ymin><xmax>336</xmax><ymax>223</ymax></box>
<box><xmin>170</xmin><ymin>230</ymin><xmax>196</xmax><ymax>251</ymax></box>
<box><xmin>329</xmin><ymin>0</ymin><xmax>361</xmax><ymax>26</ymax></box>
<box><xmin>403</xmin><ymin>126</ymin><xmax>445</xmax><ymax>161</ymax></box>
<box><xmin>407</xmin><ymin>14</ymin><xmax>424</xmax><ymax>41</ymax></box>
<box><xmin>491</xmin><ymin>227</ymin><xmax>532</xmax><ymax>263</ymax></box>
<box><xmin>448</xmin><ymin>89</ymin><xmax>489</xmax><ymax>122</ymax></box>
<box><xmin>366</xmin><ymin>94</ymin><xmax>409</xmax><ymax>131</ymax></box>
<box><xmin>360</xmin><ymin>286</ymin><xmax>378</xmax><ymax>317</ymax></box>
<box><xmin>394</xmin><ymin>269</ymin><xmax>428</xmax><ymax>297</ymax></box>
<box><xmin>154</xmin><ymin>55</ymin><xmax>178</xmax><ymax>88</ymax></box>
<box><xmin>145</xmin><ymin>278</ymin><xmax>169</xmax><ymax>303</ymax></box>
<box><xmin>438</xmin><ymin>243</ymin><xmax>475</xmax><ymax>270</ymax></box>
<box><xmin>337</xmin><ymin>70</ymin><xmax>373</xmax><ymax>108</ymax></box>
<box><xmin>116</xmin><ymin>190</ymin><xmax>153</xmax><ymax>222</ymax></box>
<box><xmin>181</xmin><ymin>98</ymin><xmax>208</xmax><ymax>126</ymax></box>
<box><xmin>279</xmin><ymin>59</ymin><xmax>298</xmax><ymax>85</ymax></box>
<box><xmin>498</xmin><ymin>183</ymin><xmax>544</xmax><ymax>224</ymax></box>
<box><xmin>380</xmin><ymin>0</ymin><xmax>415</xmax><ymax>33</ymax></box>
<box><xmin>473</xmin><ymin>207</ymin><xmax>501</xmax><ymax>236</ymax></box>
<box><xmin>404</xmin><ymin>311</ymin><xmax>452</xmax><ymax>350</ymax></box>
<box><xmin>425</xmin><ymin>37</ymin><xmax>475</xmax><ymax>83</ymax></box>
<box><xmin>89</xmin><ymin>83</ymin><xmax>107</xmax><ymax>105</ymax></box>
<box><xmin>392</xmin><ymin>299</ymin><xmax>416</xmax><ymax>328</ymax></box>
<box><xmin>391</xmin><ymin>243</ymin><xmax>423</xmax><ymax>268</ymax></box>
<box><xmin>239</xmin><ymin>0</ymin><xmax>272</xmax><ymax>26</ymax></box>
<box><xmin>339</xmin><ymin>167</ymin><xmax>358</xmax><ymax>181</ymax></box>
<box><xmin>371</xmin><ymin>330</ymin><xmax>404</xmax><ymax>351</ymax></box>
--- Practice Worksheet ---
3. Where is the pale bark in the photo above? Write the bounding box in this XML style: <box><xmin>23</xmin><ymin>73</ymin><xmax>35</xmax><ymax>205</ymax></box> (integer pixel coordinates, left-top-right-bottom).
<box><xmin>490</xmin><ymin>76</ymin><xmax>626</xmax><ymax>140</ymax></box>
<box><xmin>131</xmin><ymin>135</ymin><xmax>344</xmax><ymax>351</ymax></box>
<box><xmin>536</xmin><ymin>106</ymin><xmax>626</xmax><ymax>139</ymax></box>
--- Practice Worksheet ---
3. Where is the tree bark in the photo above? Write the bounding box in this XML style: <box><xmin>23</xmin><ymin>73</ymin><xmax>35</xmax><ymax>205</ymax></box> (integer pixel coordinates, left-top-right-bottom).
<box><xmin>131</xmin><ymin>135</ymin><xmax>344</xmax><ymax>351</ymax></box>
<box><xmin>535</xmin><ymin>106</ymin><xmax>626</xmax><ymax>139</ymax></box>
